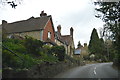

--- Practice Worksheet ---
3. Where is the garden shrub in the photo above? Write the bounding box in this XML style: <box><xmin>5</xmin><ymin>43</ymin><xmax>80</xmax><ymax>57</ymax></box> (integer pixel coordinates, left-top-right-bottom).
<box><xmin>2</xmin><ymin>37</ymin><xmax>67</xmax><ymax>70</ymax></box>
<box><xmin>42</xmin><ymin>54</ymin><xmax>58</xmax><ymax>62</ymax></box>
<box><xmin>3</xmin><ymin>38</ymin><xmax>26</xmax><ymax>54</ymax></box>
<box><xmin>43</xmin><ymin>45</ymin><xmax>52</xmax><ymax>55</ymax></box>
<box><xmin>65</xmin><ymin>54</ymin><xmax>77</xmax><ymax>63</ymax></box>
<box><xmin>113</xmin><ymin>53</ymin><xmax>120</xmax><ymax>66</ymax></box>
<box><xmin>24</xmin><ymin>36</ymin><xmax>43</xmax><ymax>56</ymax></box>
<box><xmin>3</xmin><ymin>49</ymin><xmax>41</xmax><ymax>69</ymax></box>
<box><xmin>21</xmin><ymin>54</ymin><xmax>38</xmax><ymax>69</ymax></box>
<box><xmin>2</xmin><ymin>50</ymin><xmax>23</xmax><ymax>68</ymax></box>
<box><xmin>2</xmin><ymin>38</ymin><xmax>39</xmax><ymax>69</ymax></box>
<box><xmin>51</xmin><ymin>46</ymin><xmax>65</xmax><ymax>61</ymax></box>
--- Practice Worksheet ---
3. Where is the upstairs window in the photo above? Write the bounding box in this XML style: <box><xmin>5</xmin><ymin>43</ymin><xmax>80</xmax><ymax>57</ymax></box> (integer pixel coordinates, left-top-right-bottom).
<box><xmin>48</xmin><ymin>32</ymin><xmax>51</xmax><ymax>39</ymax></box>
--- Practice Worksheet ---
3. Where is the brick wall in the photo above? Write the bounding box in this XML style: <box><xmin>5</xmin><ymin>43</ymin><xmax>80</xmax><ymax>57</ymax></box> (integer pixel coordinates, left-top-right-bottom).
<box><xmin>43</xmin><ymin>19</ymin><xmax>55</xmax><ymax>42</ymax></box>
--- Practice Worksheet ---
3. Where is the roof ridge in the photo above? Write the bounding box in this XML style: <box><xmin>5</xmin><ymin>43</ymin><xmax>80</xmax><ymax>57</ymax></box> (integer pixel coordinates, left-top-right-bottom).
<box><xmin>3</xmin><ymin>16</ymin><xmax>50</xmax><ymax>33</ymax></box>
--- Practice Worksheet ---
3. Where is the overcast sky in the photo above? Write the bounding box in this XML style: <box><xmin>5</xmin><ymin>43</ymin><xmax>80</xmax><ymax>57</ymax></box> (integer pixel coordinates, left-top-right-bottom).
<box><xmin>0</xmin><ymin>0</ymin><xmax>104</xmax><ymax>48</ymax></box>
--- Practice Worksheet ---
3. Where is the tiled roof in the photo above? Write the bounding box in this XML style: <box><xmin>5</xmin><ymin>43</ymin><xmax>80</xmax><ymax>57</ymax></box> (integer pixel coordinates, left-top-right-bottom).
<box><xmin>55</xmin><ymin>31</ymin><xmax>73</xmax><ymax>46</ymax></box>
<box><xmin>61</xmin><ymin>35</ymin><xmax>73</xmax><ymax>45</ymax></box>
<box><xmin>44</xmin><ymin>38</ymin><xmax>57</xmax><ymax>46</ymax></box>
<box><xmin>3</xmin><ymin>16</ymin><xmax>51</xmax><ymax>33</ymax></box>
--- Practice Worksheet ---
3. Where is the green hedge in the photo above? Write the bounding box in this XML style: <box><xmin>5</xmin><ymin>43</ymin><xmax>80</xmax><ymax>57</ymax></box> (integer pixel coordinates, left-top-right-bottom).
<box><xmin>24</xmin><ymin>36</ymin><xmax>43</xmax><ymax>56</ymax></box>
<box><xmin>113</xmin><ymin>53</ymin><xmax>120</xmax><ymax>66</ymax></box>
<box><xmin>2</xmin><ymin>38</ymin><xmax>69</xmax><ymax>70</ymax></box>
<box><xmin>51</xmin><ymin>46</ymin><xmax>65</xmax><ymax>61</ymax></box>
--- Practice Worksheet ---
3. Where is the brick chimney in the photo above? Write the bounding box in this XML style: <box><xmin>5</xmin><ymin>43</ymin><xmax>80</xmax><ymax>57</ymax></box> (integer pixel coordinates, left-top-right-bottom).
<box><xmin>2</xmin><ymin>20</ymin><xmax>7</xmax><ymax>27</ymax></box>
<box><xmin>84</xmin><ymin>43</ymin><xmax>87</xmax><ymax>47</ymax></box>
<box><xmin>2</xmin><ymin>20</ymin><xmax>7</xmax><ymax>24</ymax></box>
<box><xmin>70</xmin><ymin>27</ymin><xmax>73</xmax><ymax>38</ymax></box>
<box><xmin>40</xmin><ymin>10</ymin><xmax>47</xmax><ymax>17</ymax></box>
<box><xmin>57</xmin><ymin>25</ymin><xmax>61</xmax><ymax>34</ymax></box>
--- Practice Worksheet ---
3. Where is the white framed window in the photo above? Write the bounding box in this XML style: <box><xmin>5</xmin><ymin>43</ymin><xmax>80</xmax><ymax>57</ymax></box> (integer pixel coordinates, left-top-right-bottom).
<box><xmin>48</xmin><ymin>32</ymin><xmax>51</xmax><ymax>39</ymax></box>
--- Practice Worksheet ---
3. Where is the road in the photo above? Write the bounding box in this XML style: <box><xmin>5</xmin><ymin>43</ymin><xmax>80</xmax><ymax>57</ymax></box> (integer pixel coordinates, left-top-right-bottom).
<box><xmin>54</xmin><ymin>62</ymin><xmax>119</xmax><ymax>78</ymax></box>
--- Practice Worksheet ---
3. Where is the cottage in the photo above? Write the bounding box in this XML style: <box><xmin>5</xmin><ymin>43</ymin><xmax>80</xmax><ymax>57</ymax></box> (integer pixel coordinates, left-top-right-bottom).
<box><xmin>2</xmin><ymin>11</ymin><xmax>75</xmax><ymax>57</ymax></box>
<box><xmin>2</xmin><ymin>11</ymin><xmax>56</xmax><ymax>45</ymax></box>
<box><xmin>74</xmin><ymin>43</ymin><xmax>89</xmax><ymax>59</ymax></box>
<box><xmin>55</xmin><ymin>25</ymin><xmax>75</xmax><ymax>57</ymax></box>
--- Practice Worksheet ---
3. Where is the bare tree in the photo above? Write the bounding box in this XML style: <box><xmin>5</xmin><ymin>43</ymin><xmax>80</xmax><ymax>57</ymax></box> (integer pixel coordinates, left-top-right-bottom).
<box><xmin>0</xmin><ymin>0</ymin><xmax>22</xmax><ymax>8</ymax></box>
<box><xmin>98</xmin><ymin>27</ymin><xmax>104</xmax><ymax>38</ymax></box>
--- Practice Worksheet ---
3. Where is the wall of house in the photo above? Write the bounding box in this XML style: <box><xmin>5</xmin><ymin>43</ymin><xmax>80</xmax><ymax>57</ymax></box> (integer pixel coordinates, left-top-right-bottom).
<box><xmin>81</xmin><ymin>46</ymin><xmax>89</xmax><ymax>57</ymax></box>
<box><xmin>67</xmin><ymin>45</ymin><xmax>71</xmax><ymax>56</ymax></box>
<box><xmin>64</xmin><ymin>45</ymin><xmax>68</xmax><ymax>55</ymax></box>
<box><xmin>55</xmin><ymin>39</ymin><xmax>74</xmax><ymax>57</ymax></box>
<box><xmin>55</xmin><ymin>39</ymin><xmax>68</xmax><ymax>55</ymax></box>
<box><xmin>71</xmin><ymin>41</ymin><xmax>75</xmax><ymax>56</ymax></box>
<box><xmin>73</xmin><ymin>46</ymin><xmax>89</xmax><ymax>59</ymax></box>
<box><xmin>12</xmin><ymin>31</ymin><xmax>41</xmax><ymax>40</ymax></box>
<box><xmin>55</xmin><ymin>39</ymin><xmax>63</xmax><ymax>46</ymax></box>
<box><xmin>55</xmin><ymin>40</ymin><xmax>75</xmax><ymax>57</ymax></box>
<box><xmin>68</xmin><ymin>41</ymin><xmax>75</xmax><ymax>57</ymax></box>
<box><xmin>43</xmin><ymin>19</ymin><xmax>55</xmax><ymax>42</ymax></box>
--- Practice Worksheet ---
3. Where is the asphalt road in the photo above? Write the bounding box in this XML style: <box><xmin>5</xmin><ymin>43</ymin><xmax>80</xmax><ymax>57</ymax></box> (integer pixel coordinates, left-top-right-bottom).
<box><xmin>54</xmin><ymin>62</ymin><xmax>119</xmax><ymax>78</ymax></box>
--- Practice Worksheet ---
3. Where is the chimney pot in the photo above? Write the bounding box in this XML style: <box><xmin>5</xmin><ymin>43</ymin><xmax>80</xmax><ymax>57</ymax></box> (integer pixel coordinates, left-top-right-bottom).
<box><xmin>57</xmin><ymin>25</ymin><xmax>61</xmax><ymax>34</ymax></box>
<box><xmin>84</xmin><ymin>43</ymin><xmax>87</xmax><ymax>46</ymax></box>
<box><xmin>2</xmin><ymin>20</ymin><xmax>7</xmax><ymax>24</ymax></box>
<box><xmin>40</xmin><ymin>10</ymin><xmax>47</xmax><ymax>17</ymax></box>
<box><xmin>70</xmin><ymin>27</ymin><xmax>73</xmax><ymax>37</ymax></box>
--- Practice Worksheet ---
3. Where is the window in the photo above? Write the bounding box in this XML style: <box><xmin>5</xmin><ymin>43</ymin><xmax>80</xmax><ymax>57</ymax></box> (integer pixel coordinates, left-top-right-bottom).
<box><xmin>7</xmin><ymin>35</ymin><xmax>12</xmax><ymax>38</ymax></box>
<box><xmin>40</xmin><ymin>30</ymin><xmax>43</xmax><ymax>40</ymax></box>
<box><xmin>48</xmin><ymin>32</ymin><xmax>51</xmax><ymax>39</ymax></box>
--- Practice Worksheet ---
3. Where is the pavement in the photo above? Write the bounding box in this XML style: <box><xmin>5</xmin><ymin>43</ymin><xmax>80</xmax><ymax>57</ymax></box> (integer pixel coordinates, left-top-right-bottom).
<box><xmin>54</xmin><ymin>62</ymin><xmax>119</xmax><ymax>78</ymax></box>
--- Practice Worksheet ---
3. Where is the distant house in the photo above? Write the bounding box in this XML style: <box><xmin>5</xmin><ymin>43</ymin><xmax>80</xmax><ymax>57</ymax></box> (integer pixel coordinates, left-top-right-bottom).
<box><xmin>2</xmin><ymin>11</ymin><xmax>56</xmax><ymax>46</ymax></box>
<box><xmin>55</xmin><ymin>25</ymin><xmax>75</xmax><ymax>57</ymax></box>
<box><xmin>74</xmin><ymin>48</ymin><xmax>81</xmax><ymax>59</ymax></box>
<box><xmin>74</xmin><ymin>43</ymin><xmax>89</xmax><ymax>59</ymax></box>
<box><xmin>75</xmin><ymin>49</ymin><xmax>81</xmax><ymax>55</ymax></box>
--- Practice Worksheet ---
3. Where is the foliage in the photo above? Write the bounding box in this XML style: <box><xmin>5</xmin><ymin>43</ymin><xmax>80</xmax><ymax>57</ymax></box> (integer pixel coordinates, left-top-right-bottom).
<box><xmin>113</xmin><ymin>53</ymin><xmax>120</xmax><ymax>66</ymax></box>
<box><xmin>21</xmin><ymin>54</ymin><xmax>38</xmax><ymax>69</ymax></box>
<box><xmin>88</xmin><ymin>28</ymin><xmax>108</xmax><ymax>61</ymax></box>
<box><xmin>2</xmin><ymin>38</ymin><xmax>62</xmax><ymax>69</ymax></box>
<box><xmin>94</xmin><ymin>2</ymin><xmax>120</xmax><ymax>64</ymax></box>
<box><xmin>99</xmin><ymin>38</ymin><xmax>107</xmax><ymax>57</ymax></box>
<box><xmin>51</xmin><ymin>46</ymin><xmax>65</xmax><ymax>61</ymax></box>
<box><xmin>0</xmin><ymin>0</ymin><xmax>22</xmax><ymax>8</ymax></box>
<box><xmin>3</xmin><ymin>49</ymin><xmax>41</xmax><ymax>69</ymax></box>
<box><xmin>41</xmin><ymin>53</ymin><xmax>58</xmax><ymax>62</ymax></box>
<box><xmin>99</xmin><ymin>38</ymin><xmax>105</xmax><ymax>52</ymax></box>
<box><xmin>2</xmin><ymin>38</ymin><xmax>37</xmax><ymax>69</ymax></box>
<box><xmin>65</xmin><ymin>54</ymin><xmax>78</xmax><ymax>63</ymax></box>
<box><xmin>88</xmin><ymin>28</ymin><xmax>101</xmax><ymax>54</ymax></box>
<box><xmin>3</xmin><ymin>38</ymin><xmax>26</xmax><ymax>54</ymax></box>
<box><xmin>42</xmin><ymin>45</ymin><xmax>52</xmax><ymax>55</ymax></box>
<box><xmin>2</xmin><ymin>49</ymin><xmax>23</xmax><ymax>68</ymax></box>
<box><xmin>0</xmin><ymin>29</ymin><xmax>2</xmax><ymax>42</ymax></box>
<box><xmin>24</xmin><ymin>36</ymin><xmax>43</xmax><ymax>56</ymax></box>
<box><xmin>83</xmin><ymin>55</ymin><xmax>90</xmax><ymax>60</ymax></box>
<box><xmin>94</xmin><ymin>2</ymin><xmax>120</xmax><ymax>52</ymax></box>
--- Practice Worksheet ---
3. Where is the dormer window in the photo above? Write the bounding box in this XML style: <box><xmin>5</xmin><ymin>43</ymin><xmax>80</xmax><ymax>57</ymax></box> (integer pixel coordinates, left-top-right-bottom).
<box><xmin>48</xmin><ymin>32</ymin><xmax>51</xmax><ymax>39</ymax></box>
